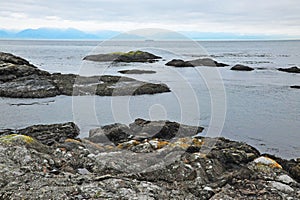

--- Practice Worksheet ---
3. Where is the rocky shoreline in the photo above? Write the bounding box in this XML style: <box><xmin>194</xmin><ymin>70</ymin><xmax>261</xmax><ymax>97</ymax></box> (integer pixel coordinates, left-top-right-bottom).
<box><xmin>0</xmin><ymin>120</ymin><xmax>299</xmax><ymax>199</ymax></box>
<box><xmin>0</xmin><ymin>52</ymin><xmax>170</xmax><ymax>98</ymax></box>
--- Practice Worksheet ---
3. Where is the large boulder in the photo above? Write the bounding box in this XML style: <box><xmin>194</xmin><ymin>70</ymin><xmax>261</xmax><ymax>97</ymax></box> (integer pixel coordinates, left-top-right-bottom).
<box><xmin>278</xmin><ymin>66</ymin><xmax>300</xmax><ymax>73</ymax></box>
<box><xmin>83</xmin><ymin>50</ymin><xmax>162</xmax><ymax>63</ymax></box>
<box><xmin>88</xmin><ymin>118</ymin><xmax>204</xmax><ymax>145</ymax></box>
<box><xmin>231</xmin><ymin>64</ymin><xmax>255</xmax><ymax>71</ymax></box>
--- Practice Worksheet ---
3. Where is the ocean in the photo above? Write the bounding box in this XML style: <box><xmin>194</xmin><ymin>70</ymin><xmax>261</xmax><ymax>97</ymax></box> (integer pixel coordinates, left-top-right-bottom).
<box><xmin>0</xmin><ymin>39</ymin><xmax>299</xmax><ymax>159</ymax></box>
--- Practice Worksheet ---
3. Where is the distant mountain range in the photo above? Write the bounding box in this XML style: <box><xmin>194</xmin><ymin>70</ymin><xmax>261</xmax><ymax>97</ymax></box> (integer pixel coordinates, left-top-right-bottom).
<box><xmin>0</xmin><ymin>28</ymin><xmax>297</xmax><ymax>40</ymax></box>
<box><xmin>0</xmin><ymin>28</ymin><xmax>120</xmax><ymax>39</ymax></box>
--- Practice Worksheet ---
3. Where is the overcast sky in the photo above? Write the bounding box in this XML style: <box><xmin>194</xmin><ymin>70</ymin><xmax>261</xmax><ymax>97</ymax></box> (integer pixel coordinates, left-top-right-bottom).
<box><xmin>1</xmin><ymin>0</ymin><xmax>299</xmax><ymax>36</ymax></box>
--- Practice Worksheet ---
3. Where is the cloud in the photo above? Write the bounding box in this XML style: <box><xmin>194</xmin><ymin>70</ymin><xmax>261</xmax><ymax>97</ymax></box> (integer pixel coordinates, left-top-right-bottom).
<box><xmin>0</xmin><ymin>0</ymin><xmax>299</xmax><ymax>36</ymax></box>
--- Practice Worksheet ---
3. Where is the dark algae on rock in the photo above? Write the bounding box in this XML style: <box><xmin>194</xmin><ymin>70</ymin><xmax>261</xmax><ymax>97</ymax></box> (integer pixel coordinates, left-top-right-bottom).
<box><xmin>0</xmin><ymin>120</ymin><xmax>299</xmax><ymax>199</ymax></box>
<box><xmin>0</xmin><ymin>52</ymin><xmax>170</xmax><ymax>98</ymax></box>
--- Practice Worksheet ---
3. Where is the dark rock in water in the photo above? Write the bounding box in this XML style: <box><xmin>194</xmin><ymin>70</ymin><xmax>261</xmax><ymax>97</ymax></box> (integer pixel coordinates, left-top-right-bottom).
<box><xmin>189</xmin><ymin>58</ymin><xmax>229</xmax><ymax>67</ymax></box>
<box><xmin>0</xmin><ymin>122</ymin><xmax>79</xmax><ymax>145</ymax></box>
<box><xmin>0</xmin><ymin>121</ymin><xmax>299</xmax><ymax>199</ymax></box>
<box><xmin>290</xmin><ymin>85</ymin><xmax>300</xmax><ymax>89</ymax></box>
<box><xmin>118</xmin><ymin>69</ymin><xmax>156</xmax><ymax>74</ymax></box>
<box><xmin>165</xmin><ymin>59</ymin><xmax>194</xmax><ymax>67</ymax></box>
<box><xmin>83</xmin><ymin>50</ymin><xmax>162</xmax><ymax>63</ymax></box>
<box><xmin>166</xmin><ymin>58</ymin><xmax>228</xmax><ymax>67</ymax></box>
<box><xmin>0</xmin><ymin>52</ymin><xmax>170</xmax><ymax>98</ymax></box>
<box><xmin>278</xmin><ymin>66</ymin><xmax>300</xmax><ymax>73</ymax></box>
<box><xmin>231</xmin><ymin>64</ymin><xmax>255</xmax><ymax>71</ymax></box>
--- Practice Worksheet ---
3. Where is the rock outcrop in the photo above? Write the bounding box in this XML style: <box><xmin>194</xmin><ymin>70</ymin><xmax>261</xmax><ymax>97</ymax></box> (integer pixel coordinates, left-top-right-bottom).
<box><xmin>278</xmin><ymin>66</ymin><xmax>300</xmax><ymax>73</ymax></box>
<box><xmin>83</xmin><ymin>50</ymin><xmax>162</xmax><ymax>63</ymax></box>
<box><xmin>0</xmin><ymin>120</ymin><xmax>299</xmax><ymax>199</ymax></box>
<box><xmin>0</xmin><ymin>52</ymin><xmax>170</xmax><ymax>98</ymax></box>
<box><xmin>231</xmin><ymin>64</ymin><xmax>255</xmax><ymax>71</ymax></box>
<box><xmin>166</xmin><ymin>58</ymin><xmax>228</xmax><ymax>67</ymax></box>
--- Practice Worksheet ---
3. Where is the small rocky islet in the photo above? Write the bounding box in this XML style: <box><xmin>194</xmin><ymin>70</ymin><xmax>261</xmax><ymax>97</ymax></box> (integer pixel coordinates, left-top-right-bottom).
<box><xmin>0</xmin><ymin>52</ymin><xmax>170</xmax><ymax>98</ymax></box>
<box><xmin>0</xmin><ymin>120</ymin><xmax>299</xmax><ymax>199</ymax></box>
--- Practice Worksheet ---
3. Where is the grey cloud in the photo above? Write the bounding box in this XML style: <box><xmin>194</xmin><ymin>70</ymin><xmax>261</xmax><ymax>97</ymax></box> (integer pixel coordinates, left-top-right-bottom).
<box><xmin>0</xmin><ymin>0</ymin><xmax>299</xmax><ymax>34</ymax></box>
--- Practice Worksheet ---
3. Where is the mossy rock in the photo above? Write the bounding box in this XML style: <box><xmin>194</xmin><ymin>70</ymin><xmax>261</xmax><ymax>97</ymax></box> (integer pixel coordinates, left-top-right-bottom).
<box><xmin>0</xmin><ymin>134</ymin><xmax>35</xmax><ymax>145</ymax></box>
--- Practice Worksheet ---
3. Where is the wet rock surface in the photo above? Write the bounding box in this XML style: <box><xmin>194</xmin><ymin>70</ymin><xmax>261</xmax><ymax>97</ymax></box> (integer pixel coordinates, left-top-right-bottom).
<box><xmin>0</xmin><ymin>120</ymin><xmax>299</xmax><ymax>199</ymax></box>
<box><xmin>0</xmin><ymin>52</ymin><xmax>170</xmax><ymax>98</ymax></box>
<box><xmin>83</xmin><ymin>50</ymin><xmax>162</xmax><ymax>63</ymax></box>
<box><xmin>278</xmin><ymin>66</ymin><xmax>300</xmax><ymax>73</ymax></box>
<box><xmin>166</xmin><ymin>58</ymin><xmax>228</xmax><ymax>67</ymax></box>
<box><xmin>231</xmin><ymin>64</ymin><xmax>255</xmax><ymax>71</ymax></box>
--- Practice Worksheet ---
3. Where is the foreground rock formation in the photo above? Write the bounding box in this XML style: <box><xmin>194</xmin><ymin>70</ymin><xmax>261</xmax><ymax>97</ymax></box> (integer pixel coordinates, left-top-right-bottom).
<box><xmin>165</xmin><ymin>58</ymin><xmax>228</xmax><ymax>67</ymax></box>
<box><xmin>0</xmin><ymin>120</ymin><xmax>299</xmax><ymax>199</ymax></box>
<box><xmin>0</xmin><ymin>52</ymin><xmax>170</xmax><ymax>98</ymax></box>
<box><xmin>83</xmin><ymin>50</ymin><xmax>162</xmax><ymax>63</ymax></box>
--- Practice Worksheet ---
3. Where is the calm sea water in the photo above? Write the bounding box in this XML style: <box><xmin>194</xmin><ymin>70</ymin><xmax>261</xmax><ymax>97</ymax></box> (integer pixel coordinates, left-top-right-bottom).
<box><xmin>0</xmin><ymin>39</ymin><xmax>299</xmax><ymax>159</ymax></box>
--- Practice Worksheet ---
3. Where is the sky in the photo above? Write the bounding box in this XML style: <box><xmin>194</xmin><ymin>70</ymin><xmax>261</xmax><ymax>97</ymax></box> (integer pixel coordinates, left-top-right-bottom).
<box><xmin>1</xmin><ymin>0</ymin><xmax>300</xmax><ymax>37</ymax></box>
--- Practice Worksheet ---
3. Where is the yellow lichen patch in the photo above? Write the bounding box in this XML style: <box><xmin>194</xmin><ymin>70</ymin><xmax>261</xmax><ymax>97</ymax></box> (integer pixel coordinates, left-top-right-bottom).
<box><xmin>192</xmin><ymin>138</ymin><xmax>204</xmax><ymax>147</ymax></box>
<box><xmin>254</xmin><ymin>156</ymin><xmax>282</xmax><ymax>169</ymax></box>
<box><xmin>0</xmin><ymin>134</ymin><xmax>35</xmax><ymax>144</ymax></box>
<box><xmin>117</xmin><ymin>140</ymin><xmax>140</xmax><ymax>149</ymax></box>
<box><xmin>64</xmin><ymin>138</ymin><xmax>81</xmax><ymax>144</ymax></box>
<box><xmin>193</xmin><ymin>152</ymin><xmax>207</xmax><ymax>159</ymax></box>
<box><xmin>105</xmin><ymin>145</ymin><xmax>115</xmax><ymax>150</ymax></box>
<box><xmin>156</xmin><ymin>141</ymin><xmax>169</xmax><ymax>149</ymax></box>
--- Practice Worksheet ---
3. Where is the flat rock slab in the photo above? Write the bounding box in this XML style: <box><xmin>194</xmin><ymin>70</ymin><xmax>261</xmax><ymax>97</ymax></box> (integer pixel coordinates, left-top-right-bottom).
<box><xmin>166</xmin><ymin>58</ymin><xmax>228</xmax><ymax>67</ymax></box>
<box><xmin>118</xmin><ymin>69</ymin><xmax>156</xmax><ymax>74</ymax></box>
<box><xmin>0</xmin><ymin>52</ymin><xmax>170</xmax><ymax>98</ymax></box>
<box><xmin>83</xmin><ymin>50</ymin><xmax>162</xmax><ymax>63</ymax></box>
<box><xmin>278</xmin><ymin>66</ymin><xmax>300</xmax><ymax>73</ymax></box>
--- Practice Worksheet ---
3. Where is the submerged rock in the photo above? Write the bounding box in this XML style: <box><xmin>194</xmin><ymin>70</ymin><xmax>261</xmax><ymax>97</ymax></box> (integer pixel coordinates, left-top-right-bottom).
<box><xmin>83</xmin><ymin>50</ymin><xmax>162</xmax><ymax>63</ymax></box>
<box><xmin>278</xmin><ymin>66</ymin><xmax>300</xmax><ymax>73</ymax></box>
<box><xmin>0</xmin><ymin>121</ymin><xmax>299</xmax><ymax>199</ymax></box>
<box><xmin>0</xmin><ymin>52</ymin><xmax>170</xmax><ymax>98</ymax></box>
<box><xmin>166</xmin><ymin>58</ymin><xmax>228</xmax><ymax>67</ymax></box>
<box><xmin>118</xmin><ymin>69</ymin><xmax>156</xmax><ymax>74</ymax></box>
<box><xmin>231</xmin><ymin>64</ymin><xmax>255</xmax><ymax>71</ymax></box>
